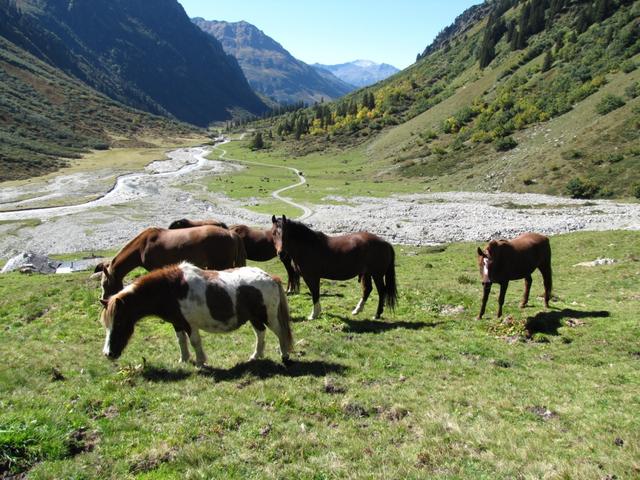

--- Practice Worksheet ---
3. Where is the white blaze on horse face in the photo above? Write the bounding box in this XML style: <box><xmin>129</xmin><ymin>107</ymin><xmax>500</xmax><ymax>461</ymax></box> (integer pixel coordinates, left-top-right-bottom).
<box><xmin>482</xmin><ymin>257</ymin><xmax>489</xmax><ymax>277</ymax></box>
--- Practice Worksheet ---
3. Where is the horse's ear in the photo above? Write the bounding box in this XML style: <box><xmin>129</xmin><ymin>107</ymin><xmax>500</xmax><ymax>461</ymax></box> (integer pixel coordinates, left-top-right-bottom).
<box><xmin>271</xmin><ymin>215</ymin><xmax>277</xmax><ymax>224</ymax></box>
<box><xmin>94</xmin><ymin>262</ymin><xmax>105</xmax><ymax>273</ymax></box>
<box><xmin>99</xmin><ymin>298</ymin><xmax>109</xmax><ymax>307</ymax></box>
<box><xmin>477</xmin><ymin>247</ymin><xmax>486</xmax><ymax>257</ymax></box>
<box><xmin>282</xmin><ymin>214</ymin><xmax>287</xmax><ymax>223</ymax></box>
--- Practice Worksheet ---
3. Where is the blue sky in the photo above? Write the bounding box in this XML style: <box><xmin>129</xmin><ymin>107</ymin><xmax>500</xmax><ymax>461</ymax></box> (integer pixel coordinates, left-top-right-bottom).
<box><xmin>179</xmin><ymin>0</ymin><xmax>481</xmax><ymax>69</ymax></box>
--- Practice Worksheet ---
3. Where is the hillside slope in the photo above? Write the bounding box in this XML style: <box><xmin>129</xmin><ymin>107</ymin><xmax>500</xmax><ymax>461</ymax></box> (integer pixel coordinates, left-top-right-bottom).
<box><xmin>8</xmin><ymin>0</ymin><xmax>267</xmax><ymax>125</ymax></box>
<box><xmin>0</xmin><ymin>3</ymin><xmax>197</xmax><ymax>182</ymax></box>
<box><xmin>193</xmin><ymin>18</ymin><xmax>355</xmax><ymax>105</ymax></box>
<box><xmin>258</xmin><ymin>0</ymin><xmax>640</xmax><ymax>198</ymax></box>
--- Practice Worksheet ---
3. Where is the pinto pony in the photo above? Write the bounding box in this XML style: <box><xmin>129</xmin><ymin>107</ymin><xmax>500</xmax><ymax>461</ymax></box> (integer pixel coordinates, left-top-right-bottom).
<box><xmin>93</xmin><ymin>226</ymin><xmax>246</xmax><ymax>300</ymax></box>
<box><xmin>271</xmin><ymin>215</ymin><xmax>397</xmax><ymax>320</ymax></box>
<box><xmin>100</xmin><ymin>264</ymin><xmax>293</xmax><ymax>365</ymax></box>
<box><xmin>476</xmin><ymin>232</ymin><xmax>552</xmax><ymax>319</ymax></box>
<box><xmin>168</xmin><ymin>219</ymin><xmax>300</xmax><ymax>293</ymax></box>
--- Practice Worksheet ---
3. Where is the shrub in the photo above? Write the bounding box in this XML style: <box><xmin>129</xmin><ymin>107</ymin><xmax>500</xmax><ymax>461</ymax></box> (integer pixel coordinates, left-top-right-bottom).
<box><xmin>634</xmin><ymin>184</ymin><xmax>640</xmax><ymax>199</ymax></box>
<box><xmin>494</xmin><ymin>136</ymin><xmax>518</xmax><ymax>151</ymax></box>
<box><xmin>595</xmin><ymin>94</ymin><xmax>625</xmax><ymax>115</ymax></box>
<box><xmin>625</xmin><ymin>82</ymin><xmax>639</xmax><ymax>99</ymax></box>
<box><xmin>566</xmin><ymin>177</ymin><xmax>600</xmax><ymax>199</ymax></box>
<box><xmin>621</xmin><ymin>60</ymin><xmax>637</xmax><ymax>73</ymax></box>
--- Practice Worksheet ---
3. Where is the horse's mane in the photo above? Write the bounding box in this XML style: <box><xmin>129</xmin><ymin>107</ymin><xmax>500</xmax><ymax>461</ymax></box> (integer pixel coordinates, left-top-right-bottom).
<box><xmin>286</xmin><ymin>219</ymin><xmax>326</xmax><ymax>245</ymax></box>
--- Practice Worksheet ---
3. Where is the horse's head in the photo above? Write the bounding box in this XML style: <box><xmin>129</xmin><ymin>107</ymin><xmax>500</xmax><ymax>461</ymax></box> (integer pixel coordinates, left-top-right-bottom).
<box><xmin>271</xmin><ymin>214</ymin><xmax>289</xmax><ymax>257</ymax></box>
<box><xmin>477</xmin><ymin>240</ymin><xmax>501</xmax><ymax>284</ymax></box>
<box><xmin>100</xmin><ymin>295</ymin><xmax>135</xmax><ymax>360</ymax></box>
<box><xmin>168</xmin><ymin>218</ymin><xmax>191</xmax><ymax>229</ymax></box>
<box><xmin>92</xmin><ymin>261</ymin><xmax>123</xmax><ymax>301</ymax></box>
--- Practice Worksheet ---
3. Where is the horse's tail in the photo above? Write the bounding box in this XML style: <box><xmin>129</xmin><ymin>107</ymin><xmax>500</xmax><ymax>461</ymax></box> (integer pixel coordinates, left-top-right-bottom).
<box><xmin>276</xmin><ymin>280</ymin><xmax>294</xmax><ymax>354</ymax></box>
<box><xmin>384</xmin><ymin>245</ymin><xmax>398</xmax><ymax>311</ymax></box>
<box><xmin>233</xmin><ymin>233</ymin><xmax>247</xmax><ymax>267</ymax></box>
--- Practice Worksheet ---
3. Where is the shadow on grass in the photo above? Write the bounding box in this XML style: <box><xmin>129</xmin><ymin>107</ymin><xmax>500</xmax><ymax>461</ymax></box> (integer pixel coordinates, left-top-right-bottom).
<box><xmin>142</xmin><ymin>365</ymin><xmax>192</xmax><ymax>382</ymax></box>
<box><xmin>526</xmin><ymin>308</ymin><xmax>610</xmax><ymax>335</ymax></box>
<box><xmin>199</xmin><ymin>358</ymin><xmax>346</xmax><ymax>382</ymax></box>
<box><xmin>338</xmin><ymin>317</ymin><xmax>443</xmax><ymax>334</ymax></box>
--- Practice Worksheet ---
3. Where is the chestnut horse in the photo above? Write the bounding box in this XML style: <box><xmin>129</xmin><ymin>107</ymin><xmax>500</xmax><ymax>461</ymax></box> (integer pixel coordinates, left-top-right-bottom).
<box><xmin>100</xmin><ymin>263</ymin><xmax>293</xmax><ymax>366</ymax></box>
<box><xmin>168</xmin><ymin>218</ymin><xmax>228</xmax><ymax>230</ymax></box>
<box><xmin>476</xmin><ymin>232</ymin><xmax>552</xmax><ymax>319</ymax></box>
<box><xmin>271</xmin><ymin>215</ymin><xmax>397</xmax><ymax>320</ymax></box>
<box><xmin>93</xmin><ymin>226</ymin><xmax>246</xmax><ymax>300</ymax></box>
<box><xmin>168</xmin><ymin>218</ymin><xmax>300</xmax><ymax>293</ymax></box>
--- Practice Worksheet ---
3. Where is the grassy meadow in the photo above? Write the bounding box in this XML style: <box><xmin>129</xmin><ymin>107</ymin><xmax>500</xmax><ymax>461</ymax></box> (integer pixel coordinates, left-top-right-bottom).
<box><xmin>1</xmin><ymin>230</ymin><xmax>639</xmax><ymax>479</ymax></box>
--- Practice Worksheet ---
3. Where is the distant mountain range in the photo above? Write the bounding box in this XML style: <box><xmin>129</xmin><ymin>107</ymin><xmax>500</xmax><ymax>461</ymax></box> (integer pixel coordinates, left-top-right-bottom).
<box><xmin>192</xmin><ymin>18</ymin><xmax>355</xmax><ymax>105</ymax></box>
<box><xmin>312</xmin><ymin>60</ymin><xmax>400</xmax><ymax>88</ymax></box>
<box><xmin>6</xmin><ymin>0</ymin><xmax>267</xmax><ymax>126</ymax></box>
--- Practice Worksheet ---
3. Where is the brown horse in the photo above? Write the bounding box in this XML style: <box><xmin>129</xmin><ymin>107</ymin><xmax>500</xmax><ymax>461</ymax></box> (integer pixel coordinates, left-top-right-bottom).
<box><xmin>100</xmin><ymin>263</ymin><xmax>293</xmax><ymax>366</ymax></box>
<box><xmin>93</xmin><ymin>226</ymin><xmax>246</xmax><ymax>300</ymax></box>
<box><xmin>168</xmin><ymin>218</ymin><xmax>228</xmax><ymax>229</ymax></box>
<box><xmin>476</xmin><ymin>232</ymin><xmax>552</xmax><ymax>319</ymax></box>
<box><xmin>168</xmin><ymin>218</ymin><xmax>300</xmax><ymax>293</ymax></box>
<box><xmin>271</xmin><ymin>215</ymin><xmax>397</xmax><ymax>320</ymax></box>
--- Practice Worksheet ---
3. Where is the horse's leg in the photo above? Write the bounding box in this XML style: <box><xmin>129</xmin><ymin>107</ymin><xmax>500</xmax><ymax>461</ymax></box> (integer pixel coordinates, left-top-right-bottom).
<box><xmin>540</xmin><ymin>263</ymin><xmax>553</xmax><ymax>308</ymax></box>
<box><xmin>188</xmin><ymin>329</ymin><xmax>207</xmax><ymax>367</ymax></box>
<box><xmin>521</xmin><ymin>275</ymin><xmax>532</xmax><ymax>308</ymax></box>
<box><xmin>497</xmin><ymin>282</ymin><xmax>509</xmax><ymax>318</ymax></box>
<box><xmin>352</xmin><ymin>274</ymin><xmax>372</xmax><ymax>315</ymax></box>
<box><xmin>372</xmin><ymin>275</ymin><xmax>386</xmax><ymax>320</ymax></box>
<box><xmin>175</xmin><ymin>329</ymin><xmax>190</xmax><ymax>363</ymax></box>
<box><xmin>249</xmin><ymin>326</ymin><xmax>266</xmax><ymax>361</ymax></box>
<box><xmin>280</xmin><ymin>253</ymin><xmax>299</xmax><ymax>294</ymax></box>
<box><xmin>477</xmin><ymin>283</ymin><xmax>492</xmax><ymax>319</ymax></box>
<box><xmin>304</xmin><ymin>275</ymin><xmax>321</xmax><ymax>320</ymax></box>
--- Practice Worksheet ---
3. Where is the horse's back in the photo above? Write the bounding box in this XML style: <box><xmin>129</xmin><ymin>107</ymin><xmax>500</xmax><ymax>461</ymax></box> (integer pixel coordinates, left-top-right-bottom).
<box><xmin>498</xmin><ymin>233</ymin><xmax>550</xmax><ymax>279</ymax></box>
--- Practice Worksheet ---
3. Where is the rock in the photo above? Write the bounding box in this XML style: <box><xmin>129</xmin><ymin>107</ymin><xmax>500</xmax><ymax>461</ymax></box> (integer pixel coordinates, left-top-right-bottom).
<box><xmin>1</xmin><ymin>252</ymin><xmax>60</xmax><ymax>274</ymax></box>
<box><xmin>573</xmin><ymin>258</ymin><xmax>616</xmax><ymax>267</ymax></box>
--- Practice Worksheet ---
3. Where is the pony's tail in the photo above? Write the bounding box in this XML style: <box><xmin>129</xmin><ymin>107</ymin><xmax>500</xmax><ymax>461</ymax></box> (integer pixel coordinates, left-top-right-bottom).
<box><xmin>234</xmin><ymin>233</ymin><xmax>247</xmax><ymax>267</ymax></box>
<box><xmin>384</xmin><ymin>245</ymin><xmax>398</xmax><ymax>311</ymax></box>
<box><xmin>277</xmin><ymin>281</ymin><xmax>294</xmax><ymax>354</ymax></box>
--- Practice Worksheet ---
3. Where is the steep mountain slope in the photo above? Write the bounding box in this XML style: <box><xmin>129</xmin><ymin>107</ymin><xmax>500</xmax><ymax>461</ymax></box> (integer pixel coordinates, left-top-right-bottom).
<box><xmin>312</xmin><ymin>60</ymin><xmax>400</xmax><ymax>88</ymax></box>
<box><xmin>8</xmin><ymin>0</ymin><xmax>267</xmax><ymax>126</ymax></box>
<box><xmin>259</xmin><ymin>0</ymin><xmax>640</xmax><ymax>198</ymax></box>
<box><xmin>0</xmin><ymin>32</ymin><xmax>196</xmax><ymax>181</ymax></box>
<box><xmin>192</xmin><ymin>18</ymin><xmax>355</xmax><ymax>105</ymax></box>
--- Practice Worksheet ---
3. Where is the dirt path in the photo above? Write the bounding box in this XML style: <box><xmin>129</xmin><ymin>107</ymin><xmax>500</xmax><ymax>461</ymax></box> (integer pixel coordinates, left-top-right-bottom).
<box><xmin>213</xmin><ymin>140</ymin><xmax>313</xmax><ymax>220</ymax></box>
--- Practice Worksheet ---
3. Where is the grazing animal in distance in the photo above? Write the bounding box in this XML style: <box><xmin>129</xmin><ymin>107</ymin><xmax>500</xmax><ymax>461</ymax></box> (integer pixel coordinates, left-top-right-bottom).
<box><xmin>271</xmin><ymin>215</ymin><xmax>397</xmax><ymax>320</ymax></box>
<box><xmin>93</xmin><ymin>226</ymin><xmax>246</xmax><ymax>300</ymax></box>
<box><xmin>168</xmin><ymin>218</ymin><xmax>228</xmax><ymax>229</ymax></box>
<box><xmin>100</xmin><ymin>263</ymin><xmax>293</xmax><ymax>366</ymax></box>
<box><xmin>476</xmin><ymin>232</ymin><xmax>552</xmax><ymax>319</ymax></box>
<box><xmin>169</xmin><ymin>219</ymin><xmax>301</xmax><ymax>294</ymax></box>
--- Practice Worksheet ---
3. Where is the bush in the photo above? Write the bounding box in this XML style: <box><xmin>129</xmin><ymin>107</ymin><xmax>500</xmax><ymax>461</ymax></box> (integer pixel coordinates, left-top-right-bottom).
<box><xmin>634</xmin><ymin>184</ymin><xmax>640</xmax><ymax>199</ymax></box>
<box><xmin>494</xmin><ymin>136</ymin><xmax>518</xmax><ymax>151</ymax></box>
<box><xmin>621</xmin><ymin>60</ymin><xmax>637</xmax><ymax>73</ymax></box>
<box><xmin>625</xmin><ymin>82</ymin><xmax>639</xmax><ymax>99</ymax></box>
<box><xmin>595</xmin><ymin>94</ymin><xmax>626</xmax><ymax>115</ymax></box>
<box><xmin>566</xmin><ymin>177</ymin><xmax>600</xmax><ymax>199</ymax></box>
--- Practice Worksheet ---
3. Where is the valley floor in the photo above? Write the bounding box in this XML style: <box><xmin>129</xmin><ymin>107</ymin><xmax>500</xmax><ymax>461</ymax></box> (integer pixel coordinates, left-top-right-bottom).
<box><xmin>0</xmin><ymin>136</ymin><xmax>639</xmax><ymax>258</ymax></box>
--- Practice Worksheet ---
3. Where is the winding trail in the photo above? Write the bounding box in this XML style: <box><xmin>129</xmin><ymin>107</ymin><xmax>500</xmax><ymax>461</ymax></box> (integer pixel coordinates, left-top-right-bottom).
<box><xmin>213</xmin><ymin>138</ymin><xmax>313</xmax><ymax>221</ymax></box>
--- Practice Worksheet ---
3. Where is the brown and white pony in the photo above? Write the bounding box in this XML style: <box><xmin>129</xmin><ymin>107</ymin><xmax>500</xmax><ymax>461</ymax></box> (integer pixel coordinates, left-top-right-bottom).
<box><xmin>100</xmin><ymin>263</ymin><xmax>293</xmax><ymax>366</ymax></box>
<box><xmin>168</xmin><ymin>218</ymin><xmax>228</xmax><ymax>230</ymax></box>
<box><xmin>93</xmin><ymin>226</ymin><xmax>246</xmax><ymax>300</ymax></box>
<box><xmin>168</xmin><ymin>218</ymin><xmax>300</xmax><ymax>293</ymax></box>
<box><xmin>271</xmin><ymin>215</ymin><xmax>397</xmax><ymax>320</ymax></box>
<box><xmin>476</xmin><ymin>232</ymin><xmax>552</xmax><ymax>319</ymax></box>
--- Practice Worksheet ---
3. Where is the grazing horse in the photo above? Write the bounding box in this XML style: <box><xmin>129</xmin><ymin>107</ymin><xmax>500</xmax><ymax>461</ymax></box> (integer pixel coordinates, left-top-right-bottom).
<box><xmin>271</xmin><ymin>215</ymin><xmax>397</xmax><ymax>320</ymax></box>
<box><xmin>476</xmin><ymin>232</ymin><xmax>552</xmax><ymax>319</ymax></box>
<box><xmin>168</xmin><ymin>218</ymin><xmax>228</xmax><ymax>230</ymax></box>
<box><xmin>169</xmin><ymin>219</ymin><xmax>300</xmax><ymax>293</ymax></box>
<box><xmin>93</xmin><ymin>226</ymin><xmax>246</xmax><ymax>300</ymax></box>
<box><xmin>100</xmin><ymin>263</ymin><xmax>293</xmax><ymax>366</ymax></box>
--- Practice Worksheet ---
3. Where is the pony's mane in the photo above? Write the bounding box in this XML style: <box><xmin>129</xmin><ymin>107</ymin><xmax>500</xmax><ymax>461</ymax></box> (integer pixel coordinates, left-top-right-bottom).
<box><xmin>286</xmin><ymin>219</ymin><xmax>326</xmax><ymax>244</ymax></box>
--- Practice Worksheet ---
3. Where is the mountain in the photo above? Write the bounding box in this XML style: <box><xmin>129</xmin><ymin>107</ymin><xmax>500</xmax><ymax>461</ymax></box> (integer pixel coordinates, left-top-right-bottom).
<box><xmin>312</xmin><ymin>60</ymin><xmax>400</xmax><ymax>88</ymax></box>
<box><xmin>259</xmin><ymin>0</ymin><xmax>640</xmax><ymax>198</ymax></box>
<box><xmin>7</xmin><ymin>0</ymin><xmax>267</xmax><ymax>126</ymax></box>
<box><xmin>192</xmin><ymin>18</ymin><xmax>355</xmax><ymax>105</ymax></box>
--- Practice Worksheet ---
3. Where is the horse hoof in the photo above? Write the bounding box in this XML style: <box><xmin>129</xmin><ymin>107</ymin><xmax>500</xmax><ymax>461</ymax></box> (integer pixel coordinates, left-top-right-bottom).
<box><xmin>351</xmin><ymin>308</ymin><xmax>361</xmax><ymax>316</ymax></box>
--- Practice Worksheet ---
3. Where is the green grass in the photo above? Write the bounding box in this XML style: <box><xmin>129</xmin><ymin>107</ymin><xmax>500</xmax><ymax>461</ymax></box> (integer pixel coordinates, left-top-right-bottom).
<box><xmin>1</xmin><ymin>230</ymin><xmax>639</xmax><ymax>478</ymax></box>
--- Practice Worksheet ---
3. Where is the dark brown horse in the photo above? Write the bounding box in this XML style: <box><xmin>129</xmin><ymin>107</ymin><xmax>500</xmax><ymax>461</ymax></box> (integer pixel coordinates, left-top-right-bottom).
<box><xmin>168</xmin><ymin>218</ymin><xmax>228</xmax><ymax>229</ymax></box>
<box><xmin>476</xmin><ymin>232</ymin><xmax>552</xmax><ymax>319</ymax></box>
<box><xmin>271</xmin><ymin>215</ymin><xmax>397</xmax><ymax>320</ymax></box>
<box><xmin>93</xmin><ymin>226</ymin><xmax>246</xmax><ymax>300</ymax></box>
<box><xmin>168</xmin><ymin>218</ymin><xmax>300</xmax><ymax>293</ymax></box>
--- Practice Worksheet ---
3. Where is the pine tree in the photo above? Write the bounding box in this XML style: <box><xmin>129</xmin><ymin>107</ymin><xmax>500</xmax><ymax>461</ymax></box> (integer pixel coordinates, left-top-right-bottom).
<box><xmin>250</xmin><ymin>132</ymin><xmax>264</xmax><ymax>150</ymax></box>
<box><xmin>542</xmin><ymin>49</ymin><xmax>553</xmax><ymax>72</ymax></box>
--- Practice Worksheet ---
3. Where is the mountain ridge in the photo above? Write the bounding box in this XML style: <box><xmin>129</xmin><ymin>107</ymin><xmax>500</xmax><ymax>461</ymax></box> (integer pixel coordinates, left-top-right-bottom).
<box><xmin>312</xmin><ymin>60</ymin><xmax>400</xmax><ymax>88</ymax></box>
